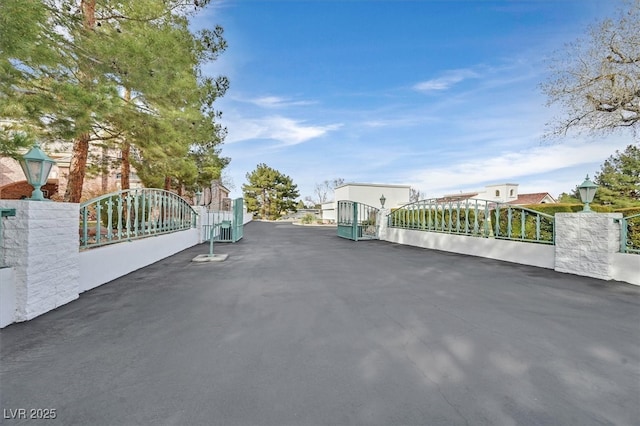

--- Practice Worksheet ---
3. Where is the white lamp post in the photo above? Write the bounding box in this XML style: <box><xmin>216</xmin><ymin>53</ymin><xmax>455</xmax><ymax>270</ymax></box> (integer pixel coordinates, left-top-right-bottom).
<box><xmin>19</xmin><ymin>144</ymin><xmax>55</xmax><ymax>201</ymax></box>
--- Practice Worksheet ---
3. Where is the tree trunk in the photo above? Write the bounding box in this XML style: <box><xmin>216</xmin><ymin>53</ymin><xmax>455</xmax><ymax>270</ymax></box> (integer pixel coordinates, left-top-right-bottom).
<box><xmin>164</xmin><ymin>176</ymin><xmax>172</xmax><ymax>191</ymax></box>
<box><xmin>121</xmin><ymin>141</ymin><xmax>130</xmax><ymax>190</ymax></box>
<box><xmin>101</xmin><ymin>146</ymin><xmax>108</xmax><ymax>192</ymax></box>
<box><xmin>64</xmin><ymin>132</ymin><xmax>90</xmax><ymax>202</ymax></box>
<box><xmin>120</xmin><ymin>88</ymin><xmax>131</xmax><ymax>190</ymax></box>
<box><xmin>63</xmin><ymin>0</ymin><xmax>96</xmax><ymax>203</ymax></box>
<box><xmin>81</xmin><ymin>0</ymin><xmax>96</xmax><ymax>29</ymax></box>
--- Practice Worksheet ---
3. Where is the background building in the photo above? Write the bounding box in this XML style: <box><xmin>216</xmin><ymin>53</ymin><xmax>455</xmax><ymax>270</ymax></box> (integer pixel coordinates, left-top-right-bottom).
<box><xmin>439</xmin><ymin>183</ymin><xmax>556</xmax><ymax>205</ymax></box>
<box><xmin>321</xmin><ymin>183</ymin><xmax>411</xmax><ymax>222</ymax></box>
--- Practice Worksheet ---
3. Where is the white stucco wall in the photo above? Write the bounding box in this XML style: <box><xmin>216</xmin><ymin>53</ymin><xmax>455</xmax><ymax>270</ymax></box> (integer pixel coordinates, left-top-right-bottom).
<box><xmin>384</xmin><ymin>228</ymin><xmax>556</xmax><ymax>269</ymax></box>
<box><xmin>243</xmin><ymin>212</ymin><xmax>253</xmax><ymax>225</ymax></box>
<box><xmin>382</xmin><ymin>210</ymin><xmax>638</xmax><ymax>286</ymax></box>
<box><xmin>0</xmin><ymin>267</ymin><xmax>15</xmax><ymax>328</ymax></box>
<box><xmin>79</xmin><ymin>228</ymin><xmax>199</xmax><ymax>292</ymax></box>
<box><xmin>0</xmin><ymin>200</ymin><xmax>212</xmax><ymax>327</ymax></box>
<box><xmin>611</xmin><ymin>253</ymin><xmax>640</xmax><ymax>285</ymax></box>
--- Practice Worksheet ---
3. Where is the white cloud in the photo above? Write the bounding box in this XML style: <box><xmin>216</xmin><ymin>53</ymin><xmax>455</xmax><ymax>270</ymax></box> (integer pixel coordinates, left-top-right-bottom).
<box><xmin>248</xmin><ymin>96</ymin><xmax>317</xmax><ymax>108</ymax></box>
<box><xmin>362</xmin><ymin>115</ymin><xmax>440</xmax><ymax>128</ymax></box>
<box><xmin>405</xmin><ymin>140</ymin><xmax>629</xmax><ymax>197</ymax></box>
<box><xmin>413</xmin><ymin>69</ymin><xmax>480</xmax><ymax>93</ymax></box>
<box><xmin>224</xmin><ymin>114</ymin><xmax>342</xmax><ymax>146</ymax></box>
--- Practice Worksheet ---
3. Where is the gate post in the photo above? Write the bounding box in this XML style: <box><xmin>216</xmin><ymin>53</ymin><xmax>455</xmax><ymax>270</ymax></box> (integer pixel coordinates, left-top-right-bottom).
<box><xmin>555</xmin><ymin>212</ymin><xmax>622</xmax><ymax>280</ymax></box>
<box><xmin>232</xmin><ymin>198</ymin><xmax>244</xmax><ymax>242</ymax></box>
<box><xmin>377</xmin><ymin>208</ymin><xmax>390</xmax><ymax>241</ymax></box>
<box><xmin>353</xmin><ymin>202</ymin><xmax>359</xmax><ymax>241</ymax></box>
<box><xmin>195</xmin><ymin>206</ymin><xmax>208</xmax><ymax>244</ymax></box>
<box><xmin>0</xmin><ymin>200</ymin><xmax>80</xmax><ymax>324</ymax></box>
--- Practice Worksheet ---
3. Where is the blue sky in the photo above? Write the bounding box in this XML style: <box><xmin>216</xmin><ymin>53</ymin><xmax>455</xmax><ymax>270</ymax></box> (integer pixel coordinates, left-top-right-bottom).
<box><xmin>194</xmin><ymin>0</ymin><xmax>632</xmax><ymax>201</ymax></box>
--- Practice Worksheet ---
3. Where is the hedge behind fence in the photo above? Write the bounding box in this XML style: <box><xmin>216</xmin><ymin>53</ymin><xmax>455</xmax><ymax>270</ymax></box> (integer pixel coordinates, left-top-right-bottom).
<box><xmin>523</xmin><ymin>204</ymin><xmax>640</xmax><ymax>251</ymax></box>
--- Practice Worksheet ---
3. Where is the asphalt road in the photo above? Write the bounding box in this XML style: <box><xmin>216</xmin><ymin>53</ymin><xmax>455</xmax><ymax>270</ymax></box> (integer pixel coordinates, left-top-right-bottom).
<box><xmin>1</xmin><ymin>221</ymin><xmax>639</xmax><ymax>426</ymax></box>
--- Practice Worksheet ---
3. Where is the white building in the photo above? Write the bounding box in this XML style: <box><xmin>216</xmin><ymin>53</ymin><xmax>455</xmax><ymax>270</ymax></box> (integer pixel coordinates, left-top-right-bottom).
<box><xmin>439</xmin><ymin>183</ymin><xmax>519</xmax><ymax>204</ymax></box>
<box><xmin>439</xmin><ymin>183</ymin><xmax>556</xmax><ymax>205</ymax></box>
<box><xmin>438</xmin><ymin>183</ymin><xmax>556</xmax><ymax>205</ymax></box>
<box><xmin>321</xmin><ymin>183</ymin><xmax>411</xmax><ymax>222</ymax></box>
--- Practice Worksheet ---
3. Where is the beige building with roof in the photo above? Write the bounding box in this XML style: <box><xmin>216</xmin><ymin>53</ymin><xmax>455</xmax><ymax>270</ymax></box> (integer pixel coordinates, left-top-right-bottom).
<box><xmin>439</xmin><ymin>183</ymin><xmax>556</xmax><ymax>205</ymax></box>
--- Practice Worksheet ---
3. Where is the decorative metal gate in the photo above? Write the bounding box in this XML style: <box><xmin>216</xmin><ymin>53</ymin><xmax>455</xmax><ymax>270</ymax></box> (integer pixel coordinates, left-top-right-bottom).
<box><xmin>232</xmin><ymin>197</ymin><xmax>244</xmax><ymax>242</ymax></box>
<box><xmin>212</xmin><ymin>197</ymin><xmax>244</xmax><ymax>243</ymax></box>
<box><xmin>337</xmin><ymin>200</ymin><xmax>380</xmax><ymax>241</ymax></box>
<box><xmin>79</xmin><ymin>188</ymin><xmax>196</xmax><ymax>249</ymax></box>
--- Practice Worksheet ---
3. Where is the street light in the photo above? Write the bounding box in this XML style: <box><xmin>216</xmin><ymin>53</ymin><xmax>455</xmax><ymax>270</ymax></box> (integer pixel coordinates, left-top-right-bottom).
<box><xmin>577</xmin><ymin>175</ymin><xmax>598</xmax><ymax>212</ymax></box>
<box><xmin>195</xmin><ymin>189</ymin><xmax>202</xmax><ymax>206</ymax></box>
<box><xmin>19</xmin><ymin>144</ymin><xmax>55</xmax><ymax>201</ymax></box>
<box><xmin>380</xmin><ymin>194</ymin><xmax>386</xmax><ymax>208</ymax></box>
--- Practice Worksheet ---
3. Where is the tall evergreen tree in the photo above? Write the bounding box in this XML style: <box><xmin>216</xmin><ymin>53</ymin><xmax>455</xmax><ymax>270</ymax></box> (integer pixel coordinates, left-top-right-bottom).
<box><xmin>0</xmin><ymin>0</ymin><xmax>228</xmax><ymax>200</ymax></box>
<box><xmin>243</xmin><ymin>164</ymin><xmax>300</xmax><ymax>220</ymax></box>
<box><xmin>594</xmin><ymin>145</ymin><xmax>640</xmax><ymax>207</ymax></box>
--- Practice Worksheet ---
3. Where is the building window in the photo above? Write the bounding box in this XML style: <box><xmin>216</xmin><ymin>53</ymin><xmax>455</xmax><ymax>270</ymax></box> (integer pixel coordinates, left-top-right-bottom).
<box><xmin>510</xmin><ymin>189</ymin><xmax>514</xmax><ymax>196</ymax></box>
<box><xmin>495</xmin><ymin>190</ymin><xmax>500</xmax><ymax>197</ymax></box>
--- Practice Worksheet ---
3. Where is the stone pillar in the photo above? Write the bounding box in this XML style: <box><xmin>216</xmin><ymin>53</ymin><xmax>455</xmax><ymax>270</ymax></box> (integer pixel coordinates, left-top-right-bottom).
<box><xmin>377</xmin><ymin>208</ymin><xmax>390</xmax><ymax>241</ymax></box>
<box><xmin>195</xmin><ymin>205</ymin><xmax>208</xmax><ymax>244</ymax></box>
<box><xmin>555</xmin><ymin>212</ymin><xmax>623</xmax><ymax>280</ymax></box>
<box><xmin>0</xmin><ymin>200</ymin><xmax>80</xmax><ymax>322</ymax></box>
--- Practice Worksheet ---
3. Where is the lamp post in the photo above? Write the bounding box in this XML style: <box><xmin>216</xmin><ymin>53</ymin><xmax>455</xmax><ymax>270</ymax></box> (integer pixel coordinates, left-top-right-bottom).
<box><xmin>577</xmin><ymin>175</ymin><xmax>598</xmax><ymax>212</ymax></box>
<box><xmin>195</xmin><ymin>189</ymin><xmax>202</xmax><ymax>206</ymax></box>
<box><xmin>380</xmin><ymin>194</ymin><xmax>386</xmax><ymax>208</ymax></box>
<box><xmin>19</xmin><ymin>144</ymin><xmax>55</xmax><ymax>201</ymax></box>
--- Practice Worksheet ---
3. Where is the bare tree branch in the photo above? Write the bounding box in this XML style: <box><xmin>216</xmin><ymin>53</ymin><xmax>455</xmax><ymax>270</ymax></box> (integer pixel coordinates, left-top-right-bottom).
<box><xmin>541</xmin><ymin>0</ymin><xmax>640</xmax><ymax>140</ymax></box>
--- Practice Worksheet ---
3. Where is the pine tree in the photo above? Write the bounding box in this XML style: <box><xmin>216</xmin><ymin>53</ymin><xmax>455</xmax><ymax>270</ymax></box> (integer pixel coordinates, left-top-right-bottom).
<box><xmin>0</xmin><ymin>0</ymin><xmax>228</xmax><ymax>200</ymax></box>
<box><xmin>594</xmin><ymin>145</ymin><xmax>640</xmax><ymax>207</ymax></box>
<box><xmin>243</xmin><ymin>164</ymin><xmax>300</xmax><ymax>220</ymax></box>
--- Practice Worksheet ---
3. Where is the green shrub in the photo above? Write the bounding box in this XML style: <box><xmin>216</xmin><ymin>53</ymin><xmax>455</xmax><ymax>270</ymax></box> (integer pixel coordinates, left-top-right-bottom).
<box><xmin>613</xmin><ymin>207</ymin><xmax>640</xmax><ymax>216</ymax></box>
<box><xmin>389</xmin><ymin>207</ymin><xmax>490</xmax><ymax>235</ymax></box>
<box><xmin>521</xmin><ymin>203</ymin><xmax>613</xmax><ymax>214</ymax></box>
<box><xmin>496</xmin><ymin>208</ymin><xmax>554</xmax><ymax>242</ymax></box>
<box><xmin>300</xmin><ymin>213</ymin><xmax>315</xmax><ymax>224</ymax></box>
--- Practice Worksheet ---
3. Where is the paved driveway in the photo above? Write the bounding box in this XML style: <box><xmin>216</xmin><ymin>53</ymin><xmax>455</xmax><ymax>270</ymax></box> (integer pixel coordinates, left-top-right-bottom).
<box><xmin>1</xmin><ymin>221</ymin><xmax>639</xmax><ymax>425</ymax></box>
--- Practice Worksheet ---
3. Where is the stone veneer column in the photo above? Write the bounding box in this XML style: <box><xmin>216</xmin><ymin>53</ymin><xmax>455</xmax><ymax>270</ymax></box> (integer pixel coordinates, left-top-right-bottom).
<box><xmin>555</xmin><ymin>212</ymin><xmax>622</xmax><ymax>280</ymax></box>
<box><xmin>0</xmin><ymin>200</ymin><xmax>80</xmax><ymax>322</ymax></box>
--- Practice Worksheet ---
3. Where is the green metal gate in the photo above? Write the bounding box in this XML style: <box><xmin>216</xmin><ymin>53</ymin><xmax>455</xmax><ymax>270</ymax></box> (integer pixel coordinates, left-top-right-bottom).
<box><xmin>232</xmin><ymin>197</ymin><xmax>244</xmax><ymax>242</ymax></box>
<box><xmin>337</xmin><ymin>200</ymin><xmax>380</xmax><ymax>241</ymax></box>
<box><xmin>79</xmin><ymin>188</ymin><xmax>196</xmax><ymax>249</ymax></box>
<box><xmin>215</xmin><ymin>198</ymin><xmax>244</xmax><ymax>243</ymax></box>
